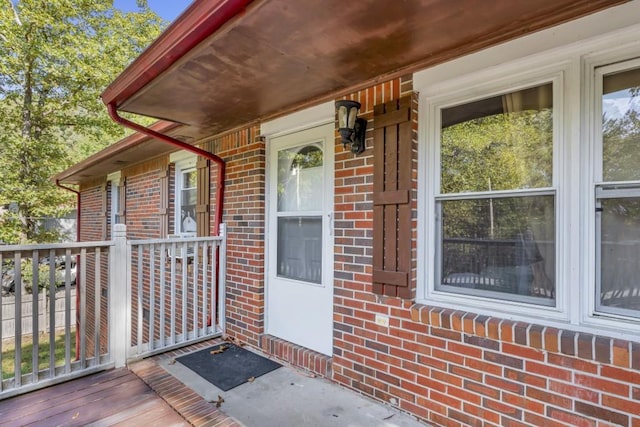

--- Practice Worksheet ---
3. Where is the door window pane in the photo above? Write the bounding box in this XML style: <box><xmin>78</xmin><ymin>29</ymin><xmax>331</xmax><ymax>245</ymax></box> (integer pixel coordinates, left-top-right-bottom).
<box><xmin>277</xmin><ymin>217</ymin><xmax>322</xmax><ymax>284</ymax></box>
<box><xmin>602</xmin><ymin>67</ymin><xmax>640</xmax><ymax>181</ymax></box>
<box><xmin>438</xmin><ymin>195</ymin><xmax>555</xmax><ymax>303</ymax></box>
<box><xmin>278</xmin><ymin>145</ymin><xmax>323</xmax><ymax>212</ymax></box>
<box><xmin>441</xmin><ymin>83</ymin><xmax>553</xmax><ymax>194</ymax></box>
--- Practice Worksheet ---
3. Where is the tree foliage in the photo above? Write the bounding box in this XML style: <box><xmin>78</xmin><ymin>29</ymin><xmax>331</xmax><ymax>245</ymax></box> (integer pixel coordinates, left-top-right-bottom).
<box><xmin>0</xmin><ymin>0</ymin><xmax>165</xmax><ymax>243</ymax></box>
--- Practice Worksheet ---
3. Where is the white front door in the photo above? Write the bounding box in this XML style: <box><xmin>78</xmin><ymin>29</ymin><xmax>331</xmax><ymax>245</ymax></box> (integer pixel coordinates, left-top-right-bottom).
<box><xmin>266</xmin><ymin>123</ymin><xmax>334</xmax><ymax>355</ymax></box>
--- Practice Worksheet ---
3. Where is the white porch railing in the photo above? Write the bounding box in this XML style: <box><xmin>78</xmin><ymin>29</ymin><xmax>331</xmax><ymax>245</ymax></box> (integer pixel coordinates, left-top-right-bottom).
<box><xmin>0</xmin><ymin>241</ymin><xmax>111</xmax><ymax>399</ymax></box>
<box><xmin>124</xmin><ymin>224</ymin><xmax>226</xmax><ymax>360</ymax></box>
<box><xmin>0</xmin><ymin>224</ymin><xmax>226</xmax><ymax>399</ymax></box>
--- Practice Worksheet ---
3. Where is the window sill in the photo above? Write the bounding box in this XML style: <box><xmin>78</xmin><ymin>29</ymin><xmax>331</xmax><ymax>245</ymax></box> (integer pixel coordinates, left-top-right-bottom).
<box><xmin>409</xmin><ymin>302</ymin><xmax>638</xmax><ymax>370</ymax></box>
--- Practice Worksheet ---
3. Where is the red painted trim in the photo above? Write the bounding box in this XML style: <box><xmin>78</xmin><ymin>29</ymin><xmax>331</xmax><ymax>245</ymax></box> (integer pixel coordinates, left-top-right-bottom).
<box><xmin>102</xmin><ymin>0</ymin><xmax>253</xmax><ymax>108</ymax></box>
<box><xmin>107</xmin><ymin>104</ymin><xmax>225</xmax><ymax>237</ymax></box>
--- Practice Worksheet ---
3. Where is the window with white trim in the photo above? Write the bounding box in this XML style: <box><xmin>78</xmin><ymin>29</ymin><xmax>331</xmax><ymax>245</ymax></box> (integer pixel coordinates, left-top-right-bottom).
<box><xmin>107</xmin><ymin>172</ymin><xmax>122</xmax><ymax>238</ymax></box>
<box><xmin>594</xmin><ymin>59</ymin><xmax>640</xmax><ymax>319</ymax></box>
<box><xmin>111</xmin><ymin>183</ymin><xmax>119</xmax><ymax>228</ymax></box>
<box><xmin>433</xmin><ymin>81</ymin><xmax>557</xmax><ymax>306</ymax></box>
<box><xmin>417</xmin><ymin>21</ymin><xmax>640</xmax><ymax>336</ymax></box>
<box><xmin>173</xmin><ymin>155</ymin><xmax>197</xmax><ymax>237</ymax></box>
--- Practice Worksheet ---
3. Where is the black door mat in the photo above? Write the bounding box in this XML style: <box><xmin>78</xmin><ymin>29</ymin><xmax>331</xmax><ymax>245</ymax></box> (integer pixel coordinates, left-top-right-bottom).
<box><xmin>176</xmin><ymin>343</ymin><xmax>281</xmax><ymax>391</ymax></box>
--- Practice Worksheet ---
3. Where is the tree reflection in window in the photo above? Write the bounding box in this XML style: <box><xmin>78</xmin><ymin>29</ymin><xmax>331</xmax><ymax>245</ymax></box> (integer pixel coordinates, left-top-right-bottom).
<box><xmin>277</xmin><ymin>145</ymin><xmax>323</xmax><ymax>212</ymax></box>
<box><xmin>437</xmin><ymin>83</ymin><xmax>555</xmax><ymax>304</ymax></box>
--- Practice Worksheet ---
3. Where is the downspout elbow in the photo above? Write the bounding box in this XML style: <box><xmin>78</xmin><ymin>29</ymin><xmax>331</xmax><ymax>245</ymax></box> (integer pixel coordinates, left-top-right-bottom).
<box><xmin>106</xmin><ymin>103</ymin><xmax>225</xmax><ymax>236</ymax></box>
<box><xmin>55</xmin><ymin>179</ymin><xmax>81</xmax><ymax>242</ymax></box>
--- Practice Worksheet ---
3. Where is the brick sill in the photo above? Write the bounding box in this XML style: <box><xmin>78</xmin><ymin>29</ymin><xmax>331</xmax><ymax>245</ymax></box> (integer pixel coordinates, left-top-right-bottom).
<box><xmin>410</xmin><ymin>303</ymin><xmax>639</xmax><ymax>370</ymax></box>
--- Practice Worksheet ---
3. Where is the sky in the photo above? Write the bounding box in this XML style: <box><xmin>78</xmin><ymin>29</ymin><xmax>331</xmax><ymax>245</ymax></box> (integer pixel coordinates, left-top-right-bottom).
<box><xmin>113</xmin><ymin>0</ymin><xmax>193</xmax><ymax>22</ymax></box>
<box><xmin>603</xmin><ymin>90</ymin><xmax>639</xmax><ymax>120</ymax></box>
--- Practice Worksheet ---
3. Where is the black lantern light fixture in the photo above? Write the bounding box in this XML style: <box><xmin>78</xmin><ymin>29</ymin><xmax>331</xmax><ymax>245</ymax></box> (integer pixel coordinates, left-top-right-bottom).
<box><xmin>336</xmin><ymin>100</ymin><xmax>367</xmax><ymax>154</ymax></box>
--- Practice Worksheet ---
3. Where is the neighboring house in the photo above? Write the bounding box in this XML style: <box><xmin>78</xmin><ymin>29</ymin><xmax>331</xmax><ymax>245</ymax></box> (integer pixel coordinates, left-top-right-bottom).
<box><xmin>55</xmin><ymin>1</ymin><xmax>640</xmax><ymax>425</ymax></box>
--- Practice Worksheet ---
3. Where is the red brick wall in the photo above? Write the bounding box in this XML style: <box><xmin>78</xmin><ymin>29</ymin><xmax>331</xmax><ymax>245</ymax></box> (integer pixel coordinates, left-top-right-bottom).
<box><xmin>123</xmin><ymin>169</ymin><xmax>163</xmax><ymax>240</ymax></box>
<box><xmin>209</xmin><ymin>126</ymin><xmax>266</xmax><ymax>346</ymax></box>
<box><xmin>79</xmin><ymin>182</ymin><xmax>105</xmax><ymax>242</ymax></box>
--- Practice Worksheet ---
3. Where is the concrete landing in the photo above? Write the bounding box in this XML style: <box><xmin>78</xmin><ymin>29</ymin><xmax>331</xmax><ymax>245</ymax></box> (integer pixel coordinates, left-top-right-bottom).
<box><xmin>159</xmin><ymin>349</ymin><xmax>426</xmax><ymax>427</ymax></box>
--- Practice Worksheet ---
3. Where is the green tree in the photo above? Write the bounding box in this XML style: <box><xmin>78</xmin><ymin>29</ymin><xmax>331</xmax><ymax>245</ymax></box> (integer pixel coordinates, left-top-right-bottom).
<box><xmin>0</xmin><ymin>0</ymin><xmax>164</xmax><ymax>243</ymax></box>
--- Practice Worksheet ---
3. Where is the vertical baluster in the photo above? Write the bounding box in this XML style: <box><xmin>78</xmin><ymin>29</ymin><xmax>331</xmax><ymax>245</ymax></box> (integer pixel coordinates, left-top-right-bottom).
<box><xmin>149</xmin><ymin>244</ymin><xmax>155</xmax><ymax>351</ymax></box>
<box><xmin>160</xmin><ymin>243</ymin><xmax>166</xmax><ymax>348</ymax></box>
<box><xmin>79</xmin><ymin>248</ymin><xmax>87</xmax><ymax>368</ymax></box>
<box><xmin>124</xmin><ymin>239</ymin><xmax>133</xmax><ymax>362</ymax></box>
<box><xmin>137</xmin><ymin>245</ymin><xmax>143</xmax><ymax>351</ymax></box>
<box><xmin>202</xmin><ymin>243</ymin><xmax>208</xmax><ymax>336</ymax></box>
<box><xmin>31</xmin><ymin>250</ymin><xmax>39</xmax><ymax>383</ymax></box>
<box><xmin>193</xmin><ymin>241</ymin><xmax>199</xmax><ymax>339</ymax></box>
<box><xmin>64</xmin><ymin>248</ymin><xmax>71</xmax><ymax>374</ymax></box>
<box><xmin>211</xmin><ymin>243</ymin><xmax>218</xmax><ymax>334</ymax></box>
<box><xmin>14</xmin><ymin>251</ymin><xmax>22</xmax><ymax>387</ymax></box>
<box><xmin>48</xmin><ymin>249</ymin><xmax>55</xmax><ymax>378</ymax></box>
<box><xmin>94</xmin><ymin>248</ymin><xmax>101</xmax><ymax>365</ymax></box>
<box><xmin>170</xmin><ymin>242</ymin><xmax>176</xmax><ymax>345</ymax></box>
<box><xmin>218</xmin><ymin>224</ymin><xmax>227</xmax><ymax>333</ymax></box>
<box><xmin>181</xmin><ymin>241</ymin><xmax>187</xmax><ymax>343</ymax></box>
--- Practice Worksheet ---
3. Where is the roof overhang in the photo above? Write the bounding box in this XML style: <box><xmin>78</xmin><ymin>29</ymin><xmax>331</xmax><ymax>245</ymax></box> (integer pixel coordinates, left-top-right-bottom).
<box><xmin>101</xmin><ymin>0</ymin><xmax>627</xmax><ymax>142</ymax></box>
<box><xmin>54</xmin><ymin>121</ymin><xmax>180</xmax><ymax>185</ymax></box>
<box><xmin>57</xmin><ymin>0</ymin><xmax>630</xmax><ymax>185</ymax></box>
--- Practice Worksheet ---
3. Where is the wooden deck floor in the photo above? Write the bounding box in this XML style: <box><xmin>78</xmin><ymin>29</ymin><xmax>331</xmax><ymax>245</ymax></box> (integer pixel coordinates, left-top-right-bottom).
<box><xmin>0</xmin><ymin>368</ymin><xmax>189</xmax><ymax>427</ymax></box>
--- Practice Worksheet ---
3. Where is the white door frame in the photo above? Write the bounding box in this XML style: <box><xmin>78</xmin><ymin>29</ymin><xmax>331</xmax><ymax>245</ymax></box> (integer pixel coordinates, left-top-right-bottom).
<box><xmin>262</xmin><ymin>102</ymin><xmax>335</xmax><ymax>355</ymax></box>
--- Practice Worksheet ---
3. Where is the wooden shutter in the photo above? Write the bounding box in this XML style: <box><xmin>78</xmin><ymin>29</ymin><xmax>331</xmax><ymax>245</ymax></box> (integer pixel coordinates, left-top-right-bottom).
<box><xmin>196</xmin><ymin>157</ymin><xmax>210</xmax><ymax>237</ymax></box>
<box><xmin>159</xmin><ymin>166</ymin><xmax>170</xmax><ymax>238</ymax></box>
<box><xmin>372</xmin><ymin>96</ymin><xmax>413</xmax><ymax>298</ymax></box>
<box><xmin>117</xmin><ymin>178</ymin><xmax>126</xmax><ymax>226</ymax></box>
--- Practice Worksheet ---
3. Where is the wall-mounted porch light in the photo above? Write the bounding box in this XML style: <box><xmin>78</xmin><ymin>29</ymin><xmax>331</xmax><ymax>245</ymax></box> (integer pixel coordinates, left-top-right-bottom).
<box><xmin>336</xmin><ymin>100</ymin><xmax>367</xmax><ymax>154</ymax></box>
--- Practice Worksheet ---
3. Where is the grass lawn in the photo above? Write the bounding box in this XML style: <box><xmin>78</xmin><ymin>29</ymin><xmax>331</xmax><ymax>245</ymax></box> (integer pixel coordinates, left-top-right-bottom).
<box><xmin>2</xmin><ymin>330</ymin><xmax>76</xmax><ymax>380</ymax></box>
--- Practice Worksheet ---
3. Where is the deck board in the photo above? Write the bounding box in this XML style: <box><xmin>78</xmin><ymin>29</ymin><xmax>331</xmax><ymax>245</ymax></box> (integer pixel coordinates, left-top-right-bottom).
<box><xmin>0</xmin><ymin>369</ymin><xmax>188</xmax><ymax>427</ymax></box>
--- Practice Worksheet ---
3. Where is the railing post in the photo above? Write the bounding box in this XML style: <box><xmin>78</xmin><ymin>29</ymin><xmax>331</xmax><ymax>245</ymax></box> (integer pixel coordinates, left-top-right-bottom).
<box><xmin>110</xmin><ymin>224</ymin><xmax>128</xmax><ymax>368</ymax></box>
<box><xmin>218</xmin><ymin>223</ymin><xmax>226</xmax><ymax>334</ymax></box>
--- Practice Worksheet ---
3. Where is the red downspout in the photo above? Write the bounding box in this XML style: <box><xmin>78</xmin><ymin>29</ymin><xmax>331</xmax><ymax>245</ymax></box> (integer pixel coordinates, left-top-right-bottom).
<box><xmin>55</xmin><ymin>180</ymin><xmax>81</xmax><ymax>358</ymax></box>
<box><xmin>107</xmin><ymin>106</ymin><xmax>226</xmax><ymax>328</ymax></box>
<box><xmin>106</xmin><ymin>104</ymin><xmax>225</xmax><ymax>236</ymax></box>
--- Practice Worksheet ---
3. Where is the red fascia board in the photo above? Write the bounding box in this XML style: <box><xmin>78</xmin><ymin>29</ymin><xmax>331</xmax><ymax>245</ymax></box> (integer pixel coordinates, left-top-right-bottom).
<box><xmin>102</xmin><ymin>0</ymin><xmax>253</xmax><ymax>108</ymax></box>
<box><xmin>53</xmin><ymin>121</ymin><xmax>179</xmax><ymax>183</ymax></box>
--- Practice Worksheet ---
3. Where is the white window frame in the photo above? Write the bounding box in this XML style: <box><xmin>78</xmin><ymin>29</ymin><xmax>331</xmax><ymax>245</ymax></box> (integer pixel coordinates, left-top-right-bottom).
<box><xmin>107</xmin><ymin>171</ymin><xmax>121</xmax><ymax>238</ymax></box>
<box><xmin>583</xmin><ymin>47</ymin><xmax>640</xmax><ymax>332</ymax></box>
<box><xmin>415</xmin><ymin>13</ymin><xmax>640</xmax><ymax>339</ymax></box>
<box><xmin>420</xmin><ymin>63</ymin><xmax>570</xmax><ymax>323</ymax></box>
<box><xmin>171</xmin><ymin>153</ymin><xmax>197</xmax><ymax>238</ymax></box>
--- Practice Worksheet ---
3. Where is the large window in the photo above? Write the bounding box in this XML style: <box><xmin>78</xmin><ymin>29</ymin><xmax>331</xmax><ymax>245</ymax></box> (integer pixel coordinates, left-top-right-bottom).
<box><xmin>595</xmin><ymin>60</ymin><xmax>640</xmax><ymax>318</ymax></box>
<box><xmin>417</xmin><ymin>20</ymin><xmax>640</xmax><ymax>336</ymax></box>
<box><xmin>435</xmin><ymin>83</ymin><xmax>556</xmax><ymax>305</ymax></box>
